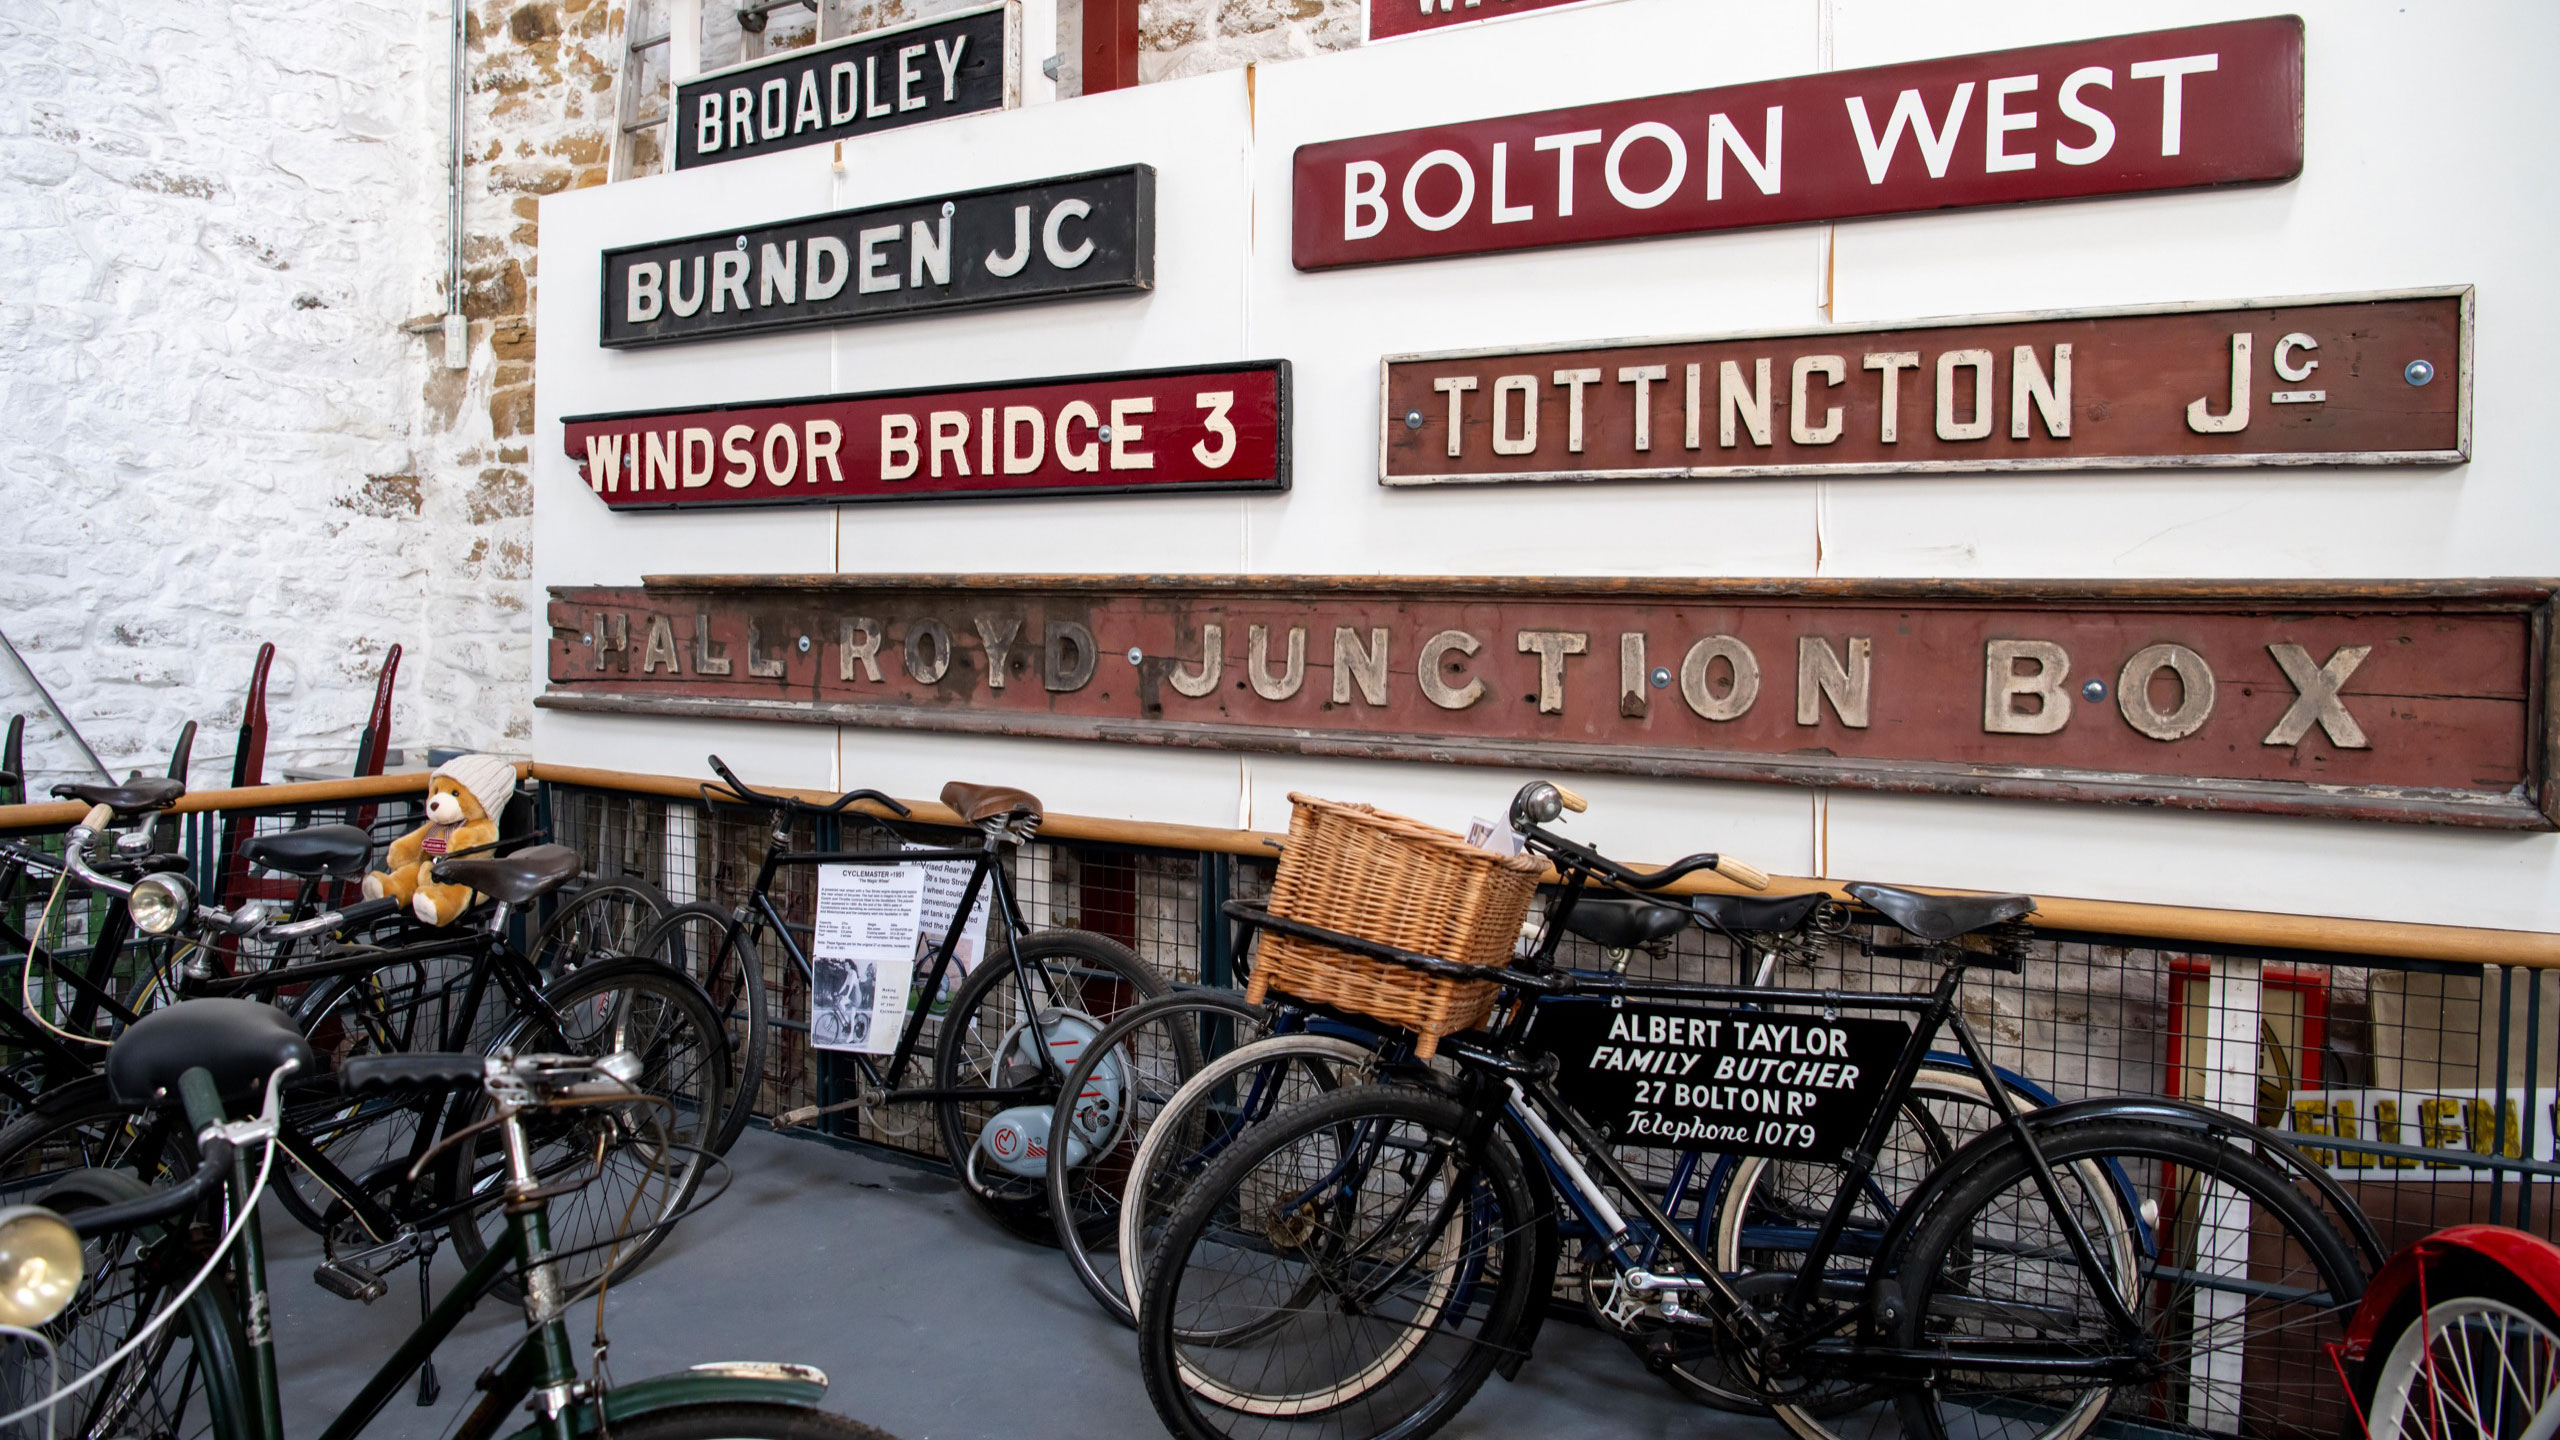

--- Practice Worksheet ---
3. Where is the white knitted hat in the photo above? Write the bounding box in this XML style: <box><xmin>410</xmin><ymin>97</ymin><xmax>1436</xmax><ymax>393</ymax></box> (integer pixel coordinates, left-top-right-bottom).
<box><xmin>433</xmin><ymin>754</ymin><xmax>518</xmax><ymax>823</ymax></box>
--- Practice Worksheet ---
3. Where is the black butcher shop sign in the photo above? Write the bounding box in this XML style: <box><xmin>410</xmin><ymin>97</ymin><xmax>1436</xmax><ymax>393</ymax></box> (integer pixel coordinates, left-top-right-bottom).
<box><xmin>1536</xmin><ymin>1000</ymin><xmax>1910</xmax><ymax>1159</ymax></box>
<box><xmin>600</xmin><ymin>166</ymin><xmax>1154</xmax><ymax>349</ymax></box>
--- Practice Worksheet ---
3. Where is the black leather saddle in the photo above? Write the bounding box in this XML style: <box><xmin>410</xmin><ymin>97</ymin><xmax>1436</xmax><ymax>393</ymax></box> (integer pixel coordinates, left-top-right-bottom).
<box><xmin>432</xmin><ymin>843</ymin><xmax>581</xmax><ymax>906</ymax></box>
<box><xmin>242</xmin><ymin>824</ymin><xmax>372</xmax><ymax>879</ymax></box>
<box><xmin>107</xmin><ymin>998</ymin><xmax>318</xmax><ymax>1109</ymax></box>
<box><xmin>1563</xmin><ymin>897</ymin><xmax>1691</xmax><ymax>950</ymax></box>
<box><xmin>53</xmin><ymin>777</ymin><xmax>185</xmax><ymax>817</ymax></box>
<box><xmin>942</xmin><ymin>781</ymin><xmax>1042</xmax><ymax>825</ymax></box>
<box><xmin>1847</xmin><ymin>882</ymin><xmax>2035</xmax><ymax>943</ymax></box>
<box><xmin>1693</xmin><ymin>891</ymin><xmax>1829</xmax><ymax>935</ymax></box>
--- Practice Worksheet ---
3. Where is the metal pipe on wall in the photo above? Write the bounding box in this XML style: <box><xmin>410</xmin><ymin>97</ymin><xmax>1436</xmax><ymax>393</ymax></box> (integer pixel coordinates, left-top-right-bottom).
<box><xmin>443</xmin><ymin>0</ymin><xmax>468</xmax><ymax>369</ymax></box>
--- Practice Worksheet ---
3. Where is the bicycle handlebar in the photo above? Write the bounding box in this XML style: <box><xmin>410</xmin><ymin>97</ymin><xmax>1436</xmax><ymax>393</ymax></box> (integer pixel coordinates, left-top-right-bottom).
<box><xmin>65</xmin><ymin>1131</ymin><xmax>237</xmax><ymax>1239</ymax></box>
<box><xmin>704</xmin><ymin>754</ymin><xmax>912</xmax><ymax>819</ymax></box>
<box><xmin>1505</xmin><ymin>781</ymin><xmax>1771</xmax><ymax>892</ymax></box>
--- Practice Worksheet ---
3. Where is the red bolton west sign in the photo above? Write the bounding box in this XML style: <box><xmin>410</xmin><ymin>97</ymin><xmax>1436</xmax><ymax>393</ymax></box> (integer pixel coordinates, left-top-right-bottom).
<box><xmin>1294</xmin><ymin>16</ymin><xmax>2305</xmax><ymax>269</ymax></box>
<box><xmin>562</xmin><ymin>360</ymin><xmax>1289</xmax><ymax>509</ymax></box>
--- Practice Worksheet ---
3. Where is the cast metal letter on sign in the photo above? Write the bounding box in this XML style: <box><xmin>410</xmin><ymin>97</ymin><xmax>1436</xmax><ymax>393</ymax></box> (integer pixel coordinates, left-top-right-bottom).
<box><xmin>542</xmin><ymin>576</ymin><xmax>2559</xmax><ymax>830</ymax></box>
<box><xmin>1382</xmin><ymin>289</ymin><xmax>2469</xmax><ymax>484</ymax></box>
<box><xmin>1296</xmin><ymin>16</ymin><xmax>2303</xmax><ymax>268</ymax></box>
<box><xmin>675</xmin><ymin>2</ymin><xmax>1014</xmax><ymax>170</ymax></box>
<box><xmin>563</xmin><ymin>360</ymin><xmax>1288</xmax><ymax>509</ymax></box>
<box><xmin>602</xmin><ymin>167</ymin><xmax>1154</xmax><ymax>348</ymax></box>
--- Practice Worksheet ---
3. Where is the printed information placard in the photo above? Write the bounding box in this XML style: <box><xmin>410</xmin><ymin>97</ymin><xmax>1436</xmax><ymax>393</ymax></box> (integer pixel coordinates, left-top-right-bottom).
<box><xmin>905</xmin><ymin>841</ymin><xmax>993</xmax><ymax>1017</ymax></box>
<box><xmin>1534</xmin><ymin>1000</ymin><xmax>1910</xmax><ymax>1157</ymax></box>
<box><xmin>810</xmin><ymin>863</ymin><xmax>926</xmax><ymax>1055</ymax></box>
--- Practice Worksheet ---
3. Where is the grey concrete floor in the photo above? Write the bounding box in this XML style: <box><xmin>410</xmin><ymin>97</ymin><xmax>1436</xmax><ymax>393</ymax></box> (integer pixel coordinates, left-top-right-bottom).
<box><xmin>268</xmin><ymin>1127</ymin><xmax>1784</xmax><ymax>1440</ymax></box>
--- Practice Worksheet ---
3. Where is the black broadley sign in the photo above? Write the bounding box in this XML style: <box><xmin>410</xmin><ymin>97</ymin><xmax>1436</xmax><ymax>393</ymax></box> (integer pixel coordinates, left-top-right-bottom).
<box><xmin>674</xmin><ymin>3</ymin><xmax>1013</xmax><ymax>171</ymax></box>
<box><xmin>600</xmin><ymin>166</ymin><xmax>1154</xmax><ymax>349</ymax></box>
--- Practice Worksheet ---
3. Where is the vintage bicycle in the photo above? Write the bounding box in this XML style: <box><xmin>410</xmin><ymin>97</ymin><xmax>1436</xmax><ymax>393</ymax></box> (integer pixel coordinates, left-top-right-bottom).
<box><xmin>637</xmin><ymin>757</ymin><xmax>1176</xmax><ymax>1239</ymax></box>
<box><xmin>0</xmin><ymin>997</ymin><xmax>894</xmax><ymax>1440</ymax></box>
<box><xmin>1137</xmin><ymin>780</ymin><xmax>2376</xmax><ymax>1440</ymax></box>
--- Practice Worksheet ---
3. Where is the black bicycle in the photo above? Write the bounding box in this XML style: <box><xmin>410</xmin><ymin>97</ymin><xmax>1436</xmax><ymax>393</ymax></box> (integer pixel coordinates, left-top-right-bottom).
<box><xmin>638</xmin><ymin>756</ymin><xmax>1178</xmax><ymax>1240</ymax></box>
<box><xmin>1138</xmin><ymin>781</ymin><xmax>2379</xmax><ymax>1440</ymax></box>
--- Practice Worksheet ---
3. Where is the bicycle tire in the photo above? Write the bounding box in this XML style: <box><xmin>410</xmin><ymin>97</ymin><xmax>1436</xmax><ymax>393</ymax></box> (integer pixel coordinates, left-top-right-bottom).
<box><xmin>2353</xmin><ymin>1250</ymin><xmax>2560</xmax><ymax>1440</ymax></box>
<box><xmin>591</xmin><ymin>1402</ymin><xmax>905</xmax><ymax>1440</ymax></box>
<box><xmin>1112</xmin><ymin>1033</ymin><xmax>1376</xmax><ymax>1327</ymax></box>
<box><xmin>1138</xmin><ymin>1081</ymin><xmax>1542</xmax><ymax>1440</ymax></box>
<box><xmin>528</xmin><ymin>877</ymin><xmax>669</xmax><ymax>978</ymax></box>
<box><xmin>440</xmin><ymin>957</ymin><xmax>729</xmax><ymax>1299</ymax></box>
<box><xmin>1689</xmin><ymin>1065</ymin><xmax>2060</xmax><ymax>1419</ymax></box>
<box><xmin>275</xmin><ymin>956</ymin><xmax>478</xmax><ymax>1235</ymax></box>
<box><xmin>1041</xmin><ymin>990</ymin><xmax>1268</xmax><ymax>1318</ymax></box>
<box><xmin>0</xmin><ymin>1076</ymin><xmax>185</xmax><ymax>1207</ymax></box>
<box><xmin>4</xmin><ymin>1167</ymin><xmax>245</xmax><ymax>1440</ymax></box>
<box><xmin>1883</xmin><ymin>1115</ymin><xmax>2365</xmax><ymax>1440</ymax></box>
<box><xmin>636</xmin><ymin>901</ymin><xmax>768</xmax><ymax>1155</ymax></box>
<box><xmin>930</xmin><ymin>928</ymin><xmax>1172</xmax><ymax>1244</ymax></box>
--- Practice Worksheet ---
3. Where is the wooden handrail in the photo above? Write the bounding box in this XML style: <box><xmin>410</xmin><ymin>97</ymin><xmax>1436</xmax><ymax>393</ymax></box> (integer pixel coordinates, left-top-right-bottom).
<box><xmin>527</xmin><ymin>763</ymin><xmax>2560</xmax><ymax>970</ymax></box>
<box><xmin>3</xmin><ymin>759</ymin><xmax>2545</xmax><ymax>968</ymax></box>
<box><xmin>0</xmin><ymin>764</ymin><xmax>529</xmax><ymax>831</ymax></box>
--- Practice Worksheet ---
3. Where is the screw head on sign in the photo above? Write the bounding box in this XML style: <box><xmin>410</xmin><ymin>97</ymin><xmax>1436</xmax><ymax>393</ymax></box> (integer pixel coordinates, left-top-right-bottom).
<box><xmin>1404</xmin><ymin>409</ymin><xmax>1424</xmax><ymax>430</ymax></box>
<box><xmin>2081</xmin><ymin>679</ymin><xmax>2108</xmax><ymax>702</ymax></box>
<box><xmin>1126</xmin><ymin>647</ymin><xmax>1143</xmax><ymax>666</ymax></box>
<box><xmin>797</xmin><ymin>635</ymin><xmax>812</xmax><ymax>654</ymax></box>
<box><xmin>581</xmin><ymin>633</ymin><xmax>592</xmax><ymax>645</ymax></box>
<box><xmin>734</xmin><ymin>236</ymin><xmax>748</xmax><ymax>252</ymax></box>
<box><xmin>1097</xmin><ymin>425</ymin><xmax>1113</xmax><ymax>441</ymax></box>
<box><xmin>1650</xmin><ymin>667</ymin><xmax>1672</xmax><ymax>690</ymax></box>
<box><xmin>941</xmin><ymin>201</ymin><xmax>955</xmax><ymax>218</ymax></box>
<box><xmin>2404</xmin><ymin>358</ymin><xmax>2436</xmax><ymax>387</ymax></box>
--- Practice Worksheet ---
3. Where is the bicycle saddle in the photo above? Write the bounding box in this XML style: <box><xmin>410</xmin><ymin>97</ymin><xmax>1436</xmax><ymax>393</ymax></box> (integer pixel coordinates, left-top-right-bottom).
<box><xmin>107</xmin><ymin>998</ymin><xmax>318</xmax><ymax>1109</ymax></box>
<box><xmin>242</xmin><ymin>824</ymin><xmax>373</xmax><ymax>879</ymax></box>
<box><xmin>432</xmin><ymin>843</ymin><xmax>581</xmax><ymax>906</ymax></box>
<box><xmin>1692</xmin><ymin>891</ymin><xmax>1829</xmax><ymax>935</ymax></box>
<box><xmin>1562</xmin><ymin>897</ymin><xmax>1690</xmax><ymax>949</ymax></box>
<box><xmin>1845</xmin><ymin>882</ymin><xmax>2034</xmax><ymax>943</ymax></box>
<box><xmin>941</xmin><ymin>781</ymin><xmax>1042</xmax><ymax>825</ymax></box>
<box><xmin>52</xmin><ymin>776</ymin><xmax>185</xmax><ymax>816</ymax></box>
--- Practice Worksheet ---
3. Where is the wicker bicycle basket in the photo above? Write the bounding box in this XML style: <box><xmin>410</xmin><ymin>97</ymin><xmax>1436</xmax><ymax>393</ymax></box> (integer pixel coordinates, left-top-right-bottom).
<box><xmin>1244</xmin><ymin>793</ymin><xmax>1545</xmax><ymax>1058</ymax></box>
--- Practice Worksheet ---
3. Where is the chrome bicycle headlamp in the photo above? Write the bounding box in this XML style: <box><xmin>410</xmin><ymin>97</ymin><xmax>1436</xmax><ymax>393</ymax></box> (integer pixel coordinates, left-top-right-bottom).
<box><xmin>127</xmin><ymin>872</ymin><xmax>197</xmax><ymax>936</ymax></box>
<box><xmin>0</xmin><ymin>1206</ymin><xmax>83</xmax><ymax>1327</ymax></box>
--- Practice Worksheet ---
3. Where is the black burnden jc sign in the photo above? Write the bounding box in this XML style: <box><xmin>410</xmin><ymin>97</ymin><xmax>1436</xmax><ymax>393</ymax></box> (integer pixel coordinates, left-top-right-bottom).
<box><xmin>600</xmin><ymin>166</ymin><xmax>1155</xmax><ymax>349</ymax></box>
<box><xmin>1535</xmin><ymin>1000</ymin><xmax>1911</xmax><ymax>1160</ymax></box>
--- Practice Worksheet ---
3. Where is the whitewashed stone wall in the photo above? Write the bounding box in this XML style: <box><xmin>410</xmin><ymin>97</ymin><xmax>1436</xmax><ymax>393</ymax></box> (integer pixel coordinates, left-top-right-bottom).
<box><xmin>1139</xmin><ymin>0</ymin><xmax>1357</xmax><ymax>83</ymax></box>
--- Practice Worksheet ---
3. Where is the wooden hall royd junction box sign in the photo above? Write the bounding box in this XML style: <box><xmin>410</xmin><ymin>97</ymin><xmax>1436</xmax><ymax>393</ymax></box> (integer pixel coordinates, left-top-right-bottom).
<box><xmin>543</xmin><ymin>576</ymin><xmax>2559</xmax><ymax>830</ymax></box>
<box><xmin>1295</xmin><ymin>16</ymin><xmax>2303</xmax><ymax>269</ymax></box>
<box><xmin>1382</xmin><ymin>290</ymin><xmax>2470</xmax><ymax>484</ymax></box>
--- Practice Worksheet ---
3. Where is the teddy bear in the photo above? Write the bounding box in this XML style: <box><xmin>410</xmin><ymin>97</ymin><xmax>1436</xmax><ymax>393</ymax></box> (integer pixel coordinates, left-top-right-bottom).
<box><xmin>363</xmin><ymin>753</ymin><xmax>517</xmax><ymax>926</ymax></box>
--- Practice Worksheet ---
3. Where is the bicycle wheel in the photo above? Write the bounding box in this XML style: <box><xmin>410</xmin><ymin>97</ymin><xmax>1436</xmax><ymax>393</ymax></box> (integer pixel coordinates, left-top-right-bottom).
<box><xmin>440</xmin><ymin>958</ymin><xmax>728</xmax><ymax>1298</ymax></box>
<box><xmin>0</xmin><ymin>1077</ymin><xmax>185</xmax><ymax>1206</ymax></box>
<box><xmin>1</xmin><ymin>1167</ymin><xmax>245</xmax><ymax>1440</ymax></box>
<box><xmin>930</xmin><ymin>928</ymin><xmax>1169</xmax><ymax>1244</ymax></box>
<box><xmin>596</xmin><ymin>1402</ymin><xmax>904</xmax><ymax>1440</ymax></box>
<box><xmin>1138</xmin><ymin>1082</ymin><xmax>1542</xmax><ymax>1440</ymax></box>
<box><xmin>528</xmin><ymin>878</ymin><xmax>668</xmax><ymax>978</ymax></box>
<box><xmin>274</xmin><ymin>955</ymin><xmax>479</xmax><ymax>1235</ymax></box>
<box><xmin>1113</xmin><ymin>1034</ymin><xmax>1376</xmax><ymax>1327</ymax></box>
<box><xmin>2354</xmin><ymin>1251</ymin><xmax>2560</xmax><ymax>1440</ymax></box>
<box><xmin>1043</xmin><ymin>990</ymin><xmax>1265</xmax><ymax>1318</ymax></box>
<box><xmin>1883</xmin><ymin>1116</ymin><xmax>2365</xmax><ymax>1440</ymax></box>
<box><xmin>637</xmin><ymin>902</ymin><xmax>768</xmax><ymax>1155</ymax></box>
<box><xmin>1692</xmin><ymin>1066</ymin><xmax>2053</xmax><ymax>1418</ymax></box>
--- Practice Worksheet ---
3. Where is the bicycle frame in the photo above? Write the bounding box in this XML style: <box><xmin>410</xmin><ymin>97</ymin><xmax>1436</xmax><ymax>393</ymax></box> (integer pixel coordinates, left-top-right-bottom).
<box><xmin>708</xmin><ymin>817</ymin><xmax>1070</xmax><ymax>1108</ymax></box>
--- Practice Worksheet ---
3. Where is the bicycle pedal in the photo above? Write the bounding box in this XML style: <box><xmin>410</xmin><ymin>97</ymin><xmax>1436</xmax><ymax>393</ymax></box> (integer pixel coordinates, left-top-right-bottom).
<box><xmin>314</xmin><ymin>1258</ymin><xmax>389</xmax><ymax>1304</ymax></box>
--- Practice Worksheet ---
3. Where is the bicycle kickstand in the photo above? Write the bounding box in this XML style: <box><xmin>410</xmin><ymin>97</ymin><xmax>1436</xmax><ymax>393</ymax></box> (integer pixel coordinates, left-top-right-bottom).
<box><xmin>415</xmin><ymin>1251</ymin><xmax>442</xmax><ymax>1406</ymax></box>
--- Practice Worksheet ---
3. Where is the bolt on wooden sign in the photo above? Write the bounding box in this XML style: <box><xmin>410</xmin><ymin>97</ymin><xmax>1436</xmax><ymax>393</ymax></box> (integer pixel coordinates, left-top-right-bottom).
<box><xmin>1383</xmin><ymin>289</ymin><xmax>2469</xmax><ymax>484</ymax></box>
<box><xmin>563</xmin><ymin>360</ymin><xmax>1288</xmax><ymax>509</ymax></box>
<box><xmin>675</xmin><ymin>2</ymin><xmax>1015</xmax><ymax>171</ymax></box>
<box><xmin>542</xmin><ymin>576</ymin><xmax>2557</xmax><ymax>829</ymax></box>
<box><xmin>1295</xmin><ymin>16</ymin><xmax>2303</xmax><ymax>269</ymax></box>
<box><xmin>602</xmin><ymin>166</ymin><xmax>1153</xmax><ymax>348</ymax></box>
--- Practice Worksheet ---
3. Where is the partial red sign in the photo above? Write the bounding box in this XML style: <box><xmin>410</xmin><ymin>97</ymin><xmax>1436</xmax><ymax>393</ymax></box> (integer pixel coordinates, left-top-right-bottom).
<box><xmin>1367</xmin><ymin>0</ymin><xmax>1593</xmax><ymax>43</ymax></box>
<box><xmin>1384</xmin><ymin>290</ymin><xmax>2469</xmax><ymax>484</ymax></box>
<box><xmin>1295</xmin><ymin>16</ymin><xmax>2304</xmax><ymax>269</ymax></box>
<box><xmin>562</xmin><ymin>361</ymin><xmax>1289</xmax><ymax>510</ymax></box>
<box><xmin>543</xmin><ymin>576</ymin><xmax>2559</xmax><ymax>830</ymax></box>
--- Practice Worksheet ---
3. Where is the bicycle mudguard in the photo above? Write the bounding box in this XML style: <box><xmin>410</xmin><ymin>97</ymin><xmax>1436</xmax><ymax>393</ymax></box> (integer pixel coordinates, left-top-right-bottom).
<box><xmin>2340</xmin><ymin>1225</ymin><xmax>2560</xmax><ymax>1359</ymax></box>
<box><xmin>495</xmin><ymin>1370</ymin><xmax>832</xmax><ymax>1440</ymax></box>
<box><xmin>1485</xmin><ymin>1107</ymin><xmax>1561</xmax><ymax>1380</ymax></box>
